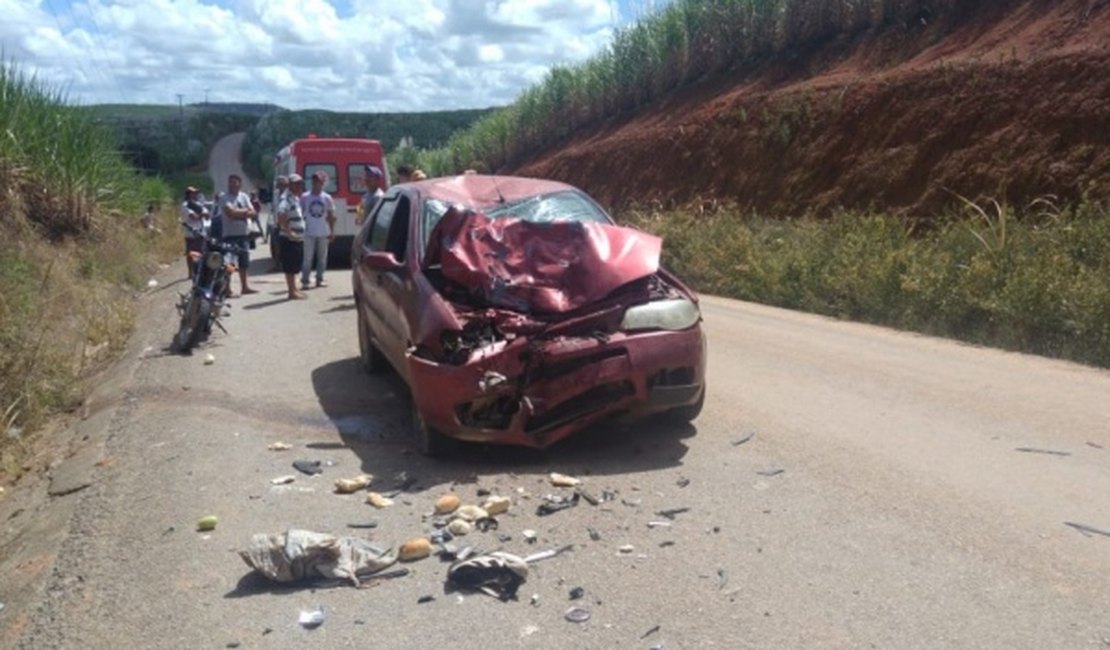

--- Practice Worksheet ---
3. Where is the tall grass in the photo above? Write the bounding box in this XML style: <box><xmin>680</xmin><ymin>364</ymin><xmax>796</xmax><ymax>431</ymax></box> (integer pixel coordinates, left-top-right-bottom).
<box><xmin>1</xmin><ymin>59</ymin><xmax>177</xmax><ymax>477</ymax></box>
<box><xmin>407</xmin><ymin>0</ymin><xmax>968</xmax><ymax>175</ymax></box>
<box><xmin>622</xmin><ymin>198</ymin><xmax>1110</xmax><ymax>367</ymax></box>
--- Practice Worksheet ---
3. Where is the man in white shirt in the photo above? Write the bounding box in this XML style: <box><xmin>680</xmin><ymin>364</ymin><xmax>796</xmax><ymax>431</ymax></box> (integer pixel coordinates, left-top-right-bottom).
<box><xmin>299</xmin><ymin>170</ymin><xmax>336</xmax><ymax>289</ymax></box>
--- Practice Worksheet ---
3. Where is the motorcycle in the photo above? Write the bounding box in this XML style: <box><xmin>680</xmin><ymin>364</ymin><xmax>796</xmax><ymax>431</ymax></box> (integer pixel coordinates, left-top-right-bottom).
<box><xmin>173</xmin><ymin>225</ymin><xmax>238</xmax><ymax>353</ymax></box>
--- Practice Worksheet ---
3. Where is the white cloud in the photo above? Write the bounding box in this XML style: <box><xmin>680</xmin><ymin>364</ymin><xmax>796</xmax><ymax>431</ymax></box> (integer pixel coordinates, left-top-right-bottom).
<box><xmin>0</xmin><ymin>0</ymin><xmax>625</xmax><ymax>111</ymax></box>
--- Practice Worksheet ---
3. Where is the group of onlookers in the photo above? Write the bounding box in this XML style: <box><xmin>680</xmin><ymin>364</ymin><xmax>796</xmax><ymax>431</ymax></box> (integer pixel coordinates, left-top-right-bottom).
<box><xmin>180</xmin><ymin>163</ymin><xmax>426</xmax><ymax>301</ymax></box>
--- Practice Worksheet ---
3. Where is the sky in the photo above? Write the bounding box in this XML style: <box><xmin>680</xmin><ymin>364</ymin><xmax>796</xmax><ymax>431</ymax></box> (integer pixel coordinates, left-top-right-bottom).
<box><xmin>2</xmin><ymin>0</ymin><xmax>671</xmax><ymax>112</ymax></box>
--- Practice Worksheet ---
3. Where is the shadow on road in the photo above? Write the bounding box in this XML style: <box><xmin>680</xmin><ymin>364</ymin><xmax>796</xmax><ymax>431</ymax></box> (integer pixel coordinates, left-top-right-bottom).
<box><xmin>310</xmin><ymin>358</ymin><xmax>692</xmax><ymax>488</ymax></box>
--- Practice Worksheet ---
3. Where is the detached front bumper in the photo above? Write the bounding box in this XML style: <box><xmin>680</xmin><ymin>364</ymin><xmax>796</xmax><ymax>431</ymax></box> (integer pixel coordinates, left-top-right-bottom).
<box><xmin>407</xmin><ymin>325</ymin><xmax>706</xmax><ymax>449</ymax></box>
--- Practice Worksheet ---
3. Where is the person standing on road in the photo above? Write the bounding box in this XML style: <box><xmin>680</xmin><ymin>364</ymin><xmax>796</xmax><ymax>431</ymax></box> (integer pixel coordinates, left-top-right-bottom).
<box><xmin>395</xmin><ymin>164</ymin><xmax>414</xmax><ymax>184</ymax></box>
<box><xmin>276</xmin><ymin>174</ymin><xmax>307</xmax><ymax>300</ymax></box>
<box><xmin>269</xmin><ymin>175</ymin><xmax>289</xmax><ymax>271</ymax></box>
<box><xmin>356</xmin><ymin>165</ymin><xmax>385</xmax><ymax>225</ymax></box>
<box><xmin>218</xmin><ymin>174</ymin><xmax>259</xmax><ymax>296</ymax></box>
<box><xmin>180</xmin><ymin>187</ymin><xmax>209</xmax><ymax>279</ymax></box>
<box><xmin>300</xmin><ymin>170</ymin><xmax>336</xmax><ymax>289</ymax></box>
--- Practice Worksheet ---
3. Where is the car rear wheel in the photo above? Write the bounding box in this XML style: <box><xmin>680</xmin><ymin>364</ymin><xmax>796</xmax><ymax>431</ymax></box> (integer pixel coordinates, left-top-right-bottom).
<box><xmin>356</xmin><ymin>305</ymin><xmax>387</xmax><ymax>374</ymax></box>
<box><xmin>668</xmin><ymin>384</ymin><xmax>705</xmax><ymax>423</ymax></box>
<box><xmin>410</xmin><ymin>399</ymin><xmax>456</xmax><ymax>457</ymax></box>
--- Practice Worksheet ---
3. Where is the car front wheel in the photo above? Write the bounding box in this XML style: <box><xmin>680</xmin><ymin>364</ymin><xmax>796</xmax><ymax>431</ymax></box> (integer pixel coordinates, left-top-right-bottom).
<box><xmin>356</xmin><ymin>305</ymin><xmax>387</xmax><ymax>374</ymax></box>
<box><xmin>410</xmin><ymin>399</ymin><xmax>456</xmax><ymax>457</ymax></box>
<box><xmin>668</xmin><ymin>384</ymin><xmax>705</xmax><ymax>423</ymax></box>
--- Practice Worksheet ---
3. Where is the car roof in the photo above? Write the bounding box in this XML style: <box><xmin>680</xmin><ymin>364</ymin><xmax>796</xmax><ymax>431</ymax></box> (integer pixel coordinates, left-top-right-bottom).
<box><xmin>403</xmin><ymin>174</ymin><xmax>581</xmax><ymax>208</ymax></box>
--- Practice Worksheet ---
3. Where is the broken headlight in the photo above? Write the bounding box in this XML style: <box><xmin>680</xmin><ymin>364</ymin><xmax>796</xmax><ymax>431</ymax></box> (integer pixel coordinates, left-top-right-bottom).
<box><xmin>620</xmin><ymin>299</ymin><xmax>700</xmax><ymax>332</ymax></box>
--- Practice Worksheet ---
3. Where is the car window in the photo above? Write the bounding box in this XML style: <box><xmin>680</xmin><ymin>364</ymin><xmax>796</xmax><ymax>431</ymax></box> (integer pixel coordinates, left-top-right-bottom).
<box><xmin>420</xmin><ymin>190</ymin><xmax>610</xmax><ymax>252</ymax></box>
<box><xmin>386</xmin><ymin>197</ymin><xmax>410</xmax><ymax>261</ymax></box>
<box><xmin>369</xmin><ymin>196</ymin><xmax>398</xmax><ymax>252</ymax></box>
<box><xmin>303</xmin><ymin>164</ymin><xmax>338</xmax><ymax>193</ymax></box>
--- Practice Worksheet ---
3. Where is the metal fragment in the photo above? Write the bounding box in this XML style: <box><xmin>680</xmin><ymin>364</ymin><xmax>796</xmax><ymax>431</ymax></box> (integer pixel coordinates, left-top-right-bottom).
<box><xmin>564</xmin><ymin>607</ymin><xmax>591</xmax><ymax>623</ymax></box>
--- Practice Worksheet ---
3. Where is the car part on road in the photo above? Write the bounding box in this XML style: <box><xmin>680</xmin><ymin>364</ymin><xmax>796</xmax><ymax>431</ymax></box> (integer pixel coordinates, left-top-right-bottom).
<box><xmin>536</xmin><ymin>492</ymin><xmax>580</xmax><ymax>516</ymax></box>
<box><xmin>239</xmin><ymin>529</ymin><xmax>397</xmax><ymax>587</ymax></box>
<box><xmin>446</xmin><ymin>551</ymin><xmax>529</xmax><ymax>600</ymax></box>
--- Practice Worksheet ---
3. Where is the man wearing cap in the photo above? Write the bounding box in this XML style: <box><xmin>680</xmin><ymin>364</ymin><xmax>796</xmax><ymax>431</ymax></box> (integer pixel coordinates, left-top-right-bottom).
<box><xmin>356</xmin><ymin>165</ymin><xmax>385</xmax><ymax>225</ymax></box>
<box><xmin>299</xmin><ymin>170</ymin><xmax>336</xmax><ymax>289</ymax></box>
<box><xmin>180</xmin><ymin>186</ymin><xmax>209</xmax><ymax>279</ymax></box>
<box><xmin>276</xmin><ymin>174</ymin><xmax>307</xmax><ymax>299</ymax></box>
<box><xmin>217</xmin><ymin>173</ymin><xmax>259</xmax><ymax>295</ymax></box>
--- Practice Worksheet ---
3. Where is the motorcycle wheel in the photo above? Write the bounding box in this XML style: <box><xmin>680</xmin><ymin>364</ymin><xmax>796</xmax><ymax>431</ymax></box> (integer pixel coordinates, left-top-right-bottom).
<box><xmin>173</xmin><ymin>295</ymin><xmax>211</xmax><ymax>353</ymax></box>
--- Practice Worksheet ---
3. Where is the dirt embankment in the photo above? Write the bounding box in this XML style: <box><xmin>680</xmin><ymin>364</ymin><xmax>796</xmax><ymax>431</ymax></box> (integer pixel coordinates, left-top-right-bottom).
<box><xmin>512</xmin><ymin>0</ymin><xmax>1110</xmax><ymax>216</ymax></box>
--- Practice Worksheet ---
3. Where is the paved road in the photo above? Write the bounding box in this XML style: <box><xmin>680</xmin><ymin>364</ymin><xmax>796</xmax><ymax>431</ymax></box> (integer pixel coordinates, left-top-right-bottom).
<box><xmin>11</xmin><ymin>254</ymin><xmax>1110</xmax><ymax>648</ymax></box>
<box><xmin>209</xmin><ymin>132</ymin><xmax>256</xmax><ymax>193</ymax></box>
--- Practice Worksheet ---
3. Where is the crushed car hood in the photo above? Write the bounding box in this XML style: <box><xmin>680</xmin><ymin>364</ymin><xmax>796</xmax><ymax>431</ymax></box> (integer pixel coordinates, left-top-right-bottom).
<box><xmin>425</xmin><ymin>208</ymin><xmax>662</xmax><ymax>314</ymax></box>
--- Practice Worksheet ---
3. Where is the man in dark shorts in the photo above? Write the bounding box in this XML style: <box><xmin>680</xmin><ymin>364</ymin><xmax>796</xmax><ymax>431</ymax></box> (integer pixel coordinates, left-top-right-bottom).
<box><xmin>276</xmin><ymin>174</ymin><xmax>307</xmax><ymax>299</ymax></box>
<box><xmin>217</xmin><ymin>174</ymin><xmax>258</xmax><ymax>295</ymax></box>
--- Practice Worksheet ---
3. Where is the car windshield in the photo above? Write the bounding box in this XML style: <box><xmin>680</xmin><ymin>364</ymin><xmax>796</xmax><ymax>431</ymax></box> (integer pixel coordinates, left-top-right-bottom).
<box><xmin>421</xmin><ymin>190</ymin><xmax>610</xmax><ymax>255</ymax></box>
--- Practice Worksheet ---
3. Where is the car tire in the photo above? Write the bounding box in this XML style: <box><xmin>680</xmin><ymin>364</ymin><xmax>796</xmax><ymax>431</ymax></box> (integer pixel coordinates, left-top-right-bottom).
<box><xmin>410</xmin><ymin>399</ymin><xmax>456</xmax><ymax>457</ymax></box>
<box><xmin>668</xmin><ymin>385</ymin><xmax>705</xmax><ymax>423</ymax></box>
<box><xmin>356</xmin><ymin>306</ymin><xmax>387</xmax><ymax>374</ymax></box>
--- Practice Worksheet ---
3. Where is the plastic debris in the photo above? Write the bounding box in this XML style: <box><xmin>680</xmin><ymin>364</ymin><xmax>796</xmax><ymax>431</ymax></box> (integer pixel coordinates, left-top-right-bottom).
<box><xmin>268</xmin><ymin>442</ymin><xmax>292</xmax><ymax>451</ymax></box>
<box><xmin>435</xmin><ymin>494</ymin><xmax>461</xmax><ymax>514</ymax></box>
<box><xmin>641</xmin><ymin>625</ymin><xmax>661</xmax><ymax>638</ymax></box>
<box><xmin>271</xmin><ymin>475</ymin><xmax>296</xmax><ymax>485</ymax></box>
<box><xmin>447</xmin><ymin>551</ymin><xmax>529</xmax><ymax>600</ymax></box>
<box><xmin>522</xmin><ymin>529</ymin><xmax>537</xmax><ymax>544</ymax></box>
<box><xmin>203</xmin><ymin>353</ymin><xmax>216</xmax><ymax>365</ymax></box>
<box><xmin>197</xmin><ymin>515</ymin><xmax>219</xmax><ymax>532</ymax></box>
<box><xmin>564</xmin><ymin>606</ymin><xmax>591</xmax><ymax>623</ymax></box>
<box><xmin>537</xmin><ymin>492</ymin><xmax>580</xmax><ymax>516</ymax></box>
<box><xmin>334</xmin><ymin>474</ymin><xmax>374</xmax><ymax>494</ymax></box>
<box><xmin>1015</xmin><ymin>447</ymin><xmax>1071</xmax><ymax>456</ymax></box>
<box><xmin>293</xmin><ymin>460</ymin><xmax>323</xmax><ymax>476</ymax></box>
<box><xmin>756</xmin><ymin>469</ymin><xmax>785</xmax><ymax>477</ymax></box>
<box><xmin>587</xmin><ymin>527</ymin><xmax>601</xmax><ymax>541</ymax></box>
<box><xmin>417</xmin><ymin>595</ymin><xmax>435</xmax><ymax>604</ymax></box>
<box><xmin>647</xmin><ymin>521</ymin><xmax>673</xmax><ymax>528</ymax></box>
<box><xmin>530</xmin><ymin>593</ymin><xmax>541</xmax><ymax>607</ymax></box>
<box><xmin>717</xmin><ymin>568</ymin><xmax>728</xmax><ymax>589</ymax></box>
<box><xmin>481</xmin><ymin>495</ymin><xmax>511</xmax><ymax>516</ymax></box>
<box><xmin>239</xmin><ymin>529</ymin><xmax>397</xmax><ymax>586</ymax></box>
<box><xmin>656</xmin><ymin>507</ymin><xmax>690</xmax><ymax>520</ymax></box>
<box><xmin>576</xmin><ymin>488</ymin><xmax>600</xmax><ymax>506</ymax></box>
<box><xmin>549</xmin><ymin>472</ymin><xmax>580</xmax><ymax>487</ymax></box>
<box><xmin>147</xmin><ymin>279</ymin><xmax>159</xmax><ymax>288</ymax></box>
<box><xmin>399</xmin><ymin>538</ymin><xmax>433</xmax><ymax>561</ymax></box>
<box><xmin>298</xmin><ymin>607</ymin><xmax>325</xmax><ymax>629</ymax></box>
<box><xmin>676</xmin><ymin>477</ymin><xmax>691</xmax><ymax>488</ymax></box>
<box><xmin>366</xmin><ymin>492</ymin><xmax>394</xmax><ymax>508</ymax></box>
<box><xmin>475</xmin><ymin>517</ymin><xmax>499</xmax><ymax>532</ymax></box>
<box><xmin>1064</xmin><ymin>521</ymin><xmax>1110</xmax><ymax>538</ymax></box>
<box><xmin>569</xmin><ymin>587</ymin><xmax>585</xmax><ymax>600</ymax></box>
<box><xmin>618</xmin><ymin>544</ymin><xmax>634</xmax><ymax>554</ymax></box>
<box><xmin>447</xmin><ymin>519</ymin><xmax>473</xmax><ymax>536</ymax></box>
<box><xmin>523</xmin><ymin>545</ymin><xmax>573</xmax><ymax>564</ymax></box>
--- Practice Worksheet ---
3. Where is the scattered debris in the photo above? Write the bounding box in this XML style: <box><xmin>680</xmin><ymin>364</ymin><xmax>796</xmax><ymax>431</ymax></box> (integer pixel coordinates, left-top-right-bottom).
<box><xmin>656</xmin><ymin>507</ymin><xmax>690</xmax><ymax>520</ymax></box>
<box><xmin>659</xmin><ymin>541</ymin><xmax>675</xmax><ymax>548</ymax></box>
<box><xmin>549</xmin><ymin>472</ymin><xmax>581</xmax><ymax>487</ymax></box>
<box><xmin>399</xmin><ymin>538</ymin><xmax>433</xmax><ymax>561</ymax></box>
<box><xmin>455</xmin><ymin>504</ymin><xmax>490</xmax><ymax>521</ymax></box>
<box><xmin>522</xmin><ymin>529</ymin><xmax>538</xmax><ymax>544</ymax></box>
<box><xmin>479</xmin><ymin>371</ymin><xmax>508</xmax><ymax>392</ymax></box>
<box><xmin>618</xmin><ymin>544</ymin><xmax>634</xmax><ymax>554</ymax></box>
<box><xmin>732</xmin><ymin>432</ymin><xmax>755</xmax><ymax>446</ymax></box>
<box><xmin>239</xmin><ymin>529</ymin><xmax>397</xmax><ymax>586</ymax></box>
<box><xmin>564</xmin><ymin>606</ymin><xmax>591</xmax><ymax>623</ymax></box>
<box><xmin>447</xmin><ymin>519</ymin><xmax>473</xmax><ymax>536</ymax></box>
<box><xmin>447</xmin><ymin>551</ymin><xmax>529</xmax><ymax>600</ymax></box>
<box><xmin>530</xmin><ymin>593</ymin><xmax>541</xmax><ymax>607</ymax></box>
<box><xmin>366</xmin><ymin>492</ymin><xmax>394</xmax><ymax>508</ymax></box>
<box><xmin>1064</xmin><ymin>521</ymin><xmax>1110</xmax><ymax>538</ymax></box>
<box><xmin>647</xmin><ymin>521</ymin><xmax>672</xmax><ymax>528</ymax></box>
<box><xmin>676</xmin><ymin>477</ymin><xmax>690</xmax><ymax>488</ymax></box>
<box><xmin>475</xmin><ymin>517</ymin><xmax>499</xmax><ymax>532</ymax></box>
<box><xmin>537</xmin><ymin>492</ymin><xmax>580</xmax><ymax>516</ymax></box>
<box><xmin>147</xmin><ymin>279</ymin><xmax>159</xmax><ymax>288</ymax></box>
<box><xmin>481</xmin><ymin>495</ymin><xmax>512</xmax><ymax>516</ymax></box>
<box><xmin>346</xmin><ymin>521</ymin><xmax>378</xmax><ymax>529</ymax></box>
<box><xmin>523</xmin><ymin>545</ymin><xmax>574</xmax><ymax>564</ymax></box>
<box><xmin>587</xmin><ymin>527</ymin><xmax>601</xmax><ymax>541</ymax></box>
<box><xmin>756</xmin><ymin>469</ymin><xmax>785</xmax><ymax>477</ymax></box>
<box><xmin>417</xmin><ymin>595</ymin><xmax>435</xmax><ymax>604</ymax></box>
<box><xmin>569</xmin><ymin>587</ymin><xmax>585</xmax><ymax>600</ymax></box>
<box><xmin>334</xmin><ymin>475</ymin><xmax>373</xmax><ymax>494</ymax></box>
<box><xmin>271</xmin><ymin>475</ymin><xmax>296</xmax><ymax>485</ymax></box>
<box><xmin>203</xmin><ymin>353</ymin><xmax>216</xmax><ymax>365</ymax></box>
<box><xmin>576</xmin><ymin>487</ymin><xmax>600</xmax><ymax>506</ymax></box>
<box><xmin>293</xmin><ymin>460</ymin><xmax>324</xmax><ymax>476</ymax></box>
<box><xmin>1086</xmin><ymin>442</ymin><xmax>1104</xmax><ymax>449</ymax></box>
<box><xmin>298</xmin><ymin>607</ymin><xmax>325</xmax><ymax>629</ymax></box>
<box><xmin>717</xmin><ymin>568</ymin><xmax>728</xmax><ymax>590</ymax></box>
<box><xmin>197</xmin><ymin>515</ymin><xmax>219</xmax><ymax>532</ymax></box>
<box><xmin>268</xmin><ymin>442</ymin><xmax>292</xmax><ymax>451</ymax></box>
<box><xmin>641</xmin><ymin>625</ymin><xmax>661</xmax><ymax>639</ymax></box>
<box><xmin>435</xmin><ymin>494</ymin><xmax>461</xmax><ymax>514</ymax></box>
<box><xmin>1015</xmin><ymin>447</ymin><xmax>1071</xmax><ymax>457</ymax></box>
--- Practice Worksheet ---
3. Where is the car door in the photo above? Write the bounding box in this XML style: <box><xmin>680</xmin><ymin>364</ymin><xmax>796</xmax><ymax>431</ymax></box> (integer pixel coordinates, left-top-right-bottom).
<box><xmin>358</xmin><ymin>191</ymin><xmax>414</xmax><ymax>381</ymax></box>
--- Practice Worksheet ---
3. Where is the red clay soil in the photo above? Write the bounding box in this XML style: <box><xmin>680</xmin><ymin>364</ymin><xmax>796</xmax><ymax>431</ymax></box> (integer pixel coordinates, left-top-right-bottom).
<box><xmin>511</xmin><ymin>0</ymin><xmax>1110</xmax><ymax>217</ymax></box>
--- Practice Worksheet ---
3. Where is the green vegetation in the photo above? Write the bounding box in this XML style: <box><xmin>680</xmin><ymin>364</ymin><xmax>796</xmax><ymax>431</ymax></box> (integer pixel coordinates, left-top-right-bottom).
<box><xmin>1</xmin><ymin>61</ymin><xmax>179</xmax><ymax>475</ymax></box>
<box><xmin>623</xmin><ymin>198</ymin><xmax>1110</xmax><ymax>367</ymax></box>
<box><xmin>241</xmin><ymin>108</ymin><xmax>494</xmax><ymax>184</ymax></box>
<box><xmin>413</xmin><ymin>0</ymin><xmax>964</xmax><ymax>175</ymax></box>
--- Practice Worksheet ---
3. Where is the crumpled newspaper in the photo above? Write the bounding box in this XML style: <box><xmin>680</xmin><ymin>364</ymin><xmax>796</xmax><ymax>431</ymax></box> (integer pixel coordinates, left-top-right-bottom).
<box><xmin>239</xmin><ymin>529</ymin><xmax>397</xmax><ymax>587</ymax></box>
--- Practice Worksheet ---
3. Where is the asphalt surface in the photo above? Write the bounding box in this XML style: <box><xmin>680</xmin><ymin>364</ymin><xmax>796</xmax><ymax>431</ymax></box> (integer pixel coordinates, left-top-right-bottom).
<box><xmin>5</xmin><ymin>136</ymin><xmax>1110</xmax><ymax>648</ymax></box>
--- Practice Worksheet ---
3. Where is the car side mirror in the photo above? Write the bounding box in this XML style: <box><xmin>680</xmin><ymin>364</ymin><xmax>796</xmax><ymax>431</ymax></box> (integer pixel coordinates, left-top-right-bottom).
<box><xmin>362</xmin><ymin>251</ymin><xmax>403</xmax><ymax>271</ymax></box>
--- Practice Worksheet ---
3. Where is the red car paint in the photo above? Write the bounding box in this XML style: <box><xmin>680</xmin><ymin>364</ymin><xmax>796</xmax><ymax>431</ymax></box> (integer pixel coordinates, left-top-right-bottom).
<box><xmin>353</xmin><ymin>175</ymin><xmax>705</xmax><ymax>450</ymax></box>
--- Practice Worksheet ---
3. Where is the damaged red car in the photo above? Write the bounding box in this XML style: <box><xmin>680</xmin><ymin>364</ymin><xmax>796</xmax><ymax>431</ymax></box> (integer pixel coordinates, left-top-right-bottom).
<box><xmin>352</xmin><ymin>174</ymin><xmax>706</xmax><ymax>454</ymax></box>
